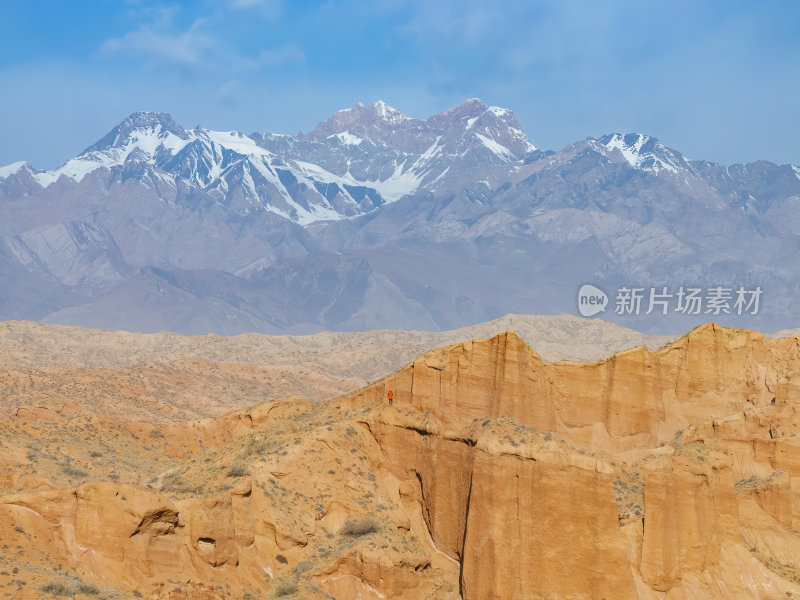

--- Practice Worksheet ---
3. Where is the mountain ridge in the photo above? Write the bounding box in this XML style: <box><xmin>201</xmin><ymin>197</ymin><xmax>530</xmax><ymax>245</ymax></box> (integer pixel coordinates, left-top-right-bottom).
<box><xmin>6</xmin><ymin>100</ymin><xmax>796</xmax><ymax>196</ymax></box>
<box><xmin>2</xmin><ymin>98</ymin><xmax>539</xmax><ymax>224</ymax></box>
<box><xmin>1</xmin><ymin>99</ymin><xmax>799</xmax><ymax>335</ymax></box>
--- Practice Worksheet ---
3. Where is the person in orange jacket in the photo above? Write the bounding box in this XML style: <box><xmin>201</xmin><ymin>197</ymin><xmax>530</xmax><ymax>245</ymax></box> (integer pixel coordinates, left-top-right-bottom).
<box><xmin>388</xmin><ymin>390</ymin><xmax>393</xmax><ymax>406</ymax></box>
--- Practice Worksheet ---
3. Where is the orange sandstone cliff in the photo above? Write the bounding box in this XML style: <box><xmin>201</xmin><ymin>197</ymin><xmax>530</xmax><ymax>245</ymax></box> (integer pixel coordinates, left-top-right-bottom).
<box><xmin>1</xmin><ymin>324</ymin><xmax>800</xmax><ymax>599</ymax></box>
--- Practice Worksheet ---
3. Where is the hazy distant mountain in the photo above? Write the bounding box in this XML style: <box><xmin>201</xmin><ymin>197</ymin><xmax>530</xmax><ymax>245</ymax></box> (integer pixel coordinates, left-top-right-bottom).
<box><xmin>1</xmin><ymin>100</ymin><xmax>799</xmax><ymax>334</ymax></box>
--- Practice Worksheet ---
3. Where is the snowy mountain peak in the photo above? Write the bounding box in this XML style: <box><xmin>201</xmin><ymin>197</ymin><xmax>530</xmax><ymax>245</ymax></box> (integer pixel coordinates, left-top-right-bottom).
<box><xmin>121</xmin><ymin>111</ymin><xmax>185</xmax><ymax>132</ymax></box>
<box><xmin>424</xmin><ymin>99</ymin><xmax>536</xmax><ymax>156</ymax></box>
<box><xmin>369</xmin><ymin>100</ymin><xmax>402</xmax><ymax>119</ymax></box>
<box><xmin>598</xmin><ymin>133</ymin><xmax>688</xmax><ymax>174</ymax></box>
<box><xmin>7</xmin><ymin>100</ymin><xmax>540</xmax><ymax>225</ymax></box>
<box><xmin>0</xmin><ymin>161</ymin><xmax>30</xmax><ymax>179</ymax></box>
<box><xmin>84</xmin><ymin>111</ymin><xmax>189</xmax><ymax>154</ymax></box>
<box><xmin>303</xmin><ymin>101</ymin><xmax>416</xmax><ymax>141</ymax></box>
<box><xmin>24</xmin><ymin>112</ymin><xmax>194</xmax><ymax>188</ymax></box>
<box><xmin>435</xmin><ymin>98</ymin><xmax>488</xmax><ymax>122</ymax></box>
<box><xmin>487</xmin><ymin>105</ymin><xmax>512</xmax><ymax>117</ymax></box>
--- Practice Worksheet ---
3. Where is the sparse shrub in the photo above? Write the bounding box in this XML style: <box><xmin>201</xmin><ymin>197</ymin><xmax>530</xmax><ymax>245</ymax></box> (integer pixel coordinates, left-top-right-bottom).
<box><xmin>273</xmin><ymin>578</ymin><xmax>298</xmax><ymax>597</ymax></box>
<box><xmin>40</xmin><ymin>581</ymin><xmax>73</xmax><ymax>597</ymax></box>
<box><xmin>61</xmin><ymin>464</ymin><xmax>88</xmax><ymax>478</ymax></box>
<box><xmin>40</xmin><ymin>576</ymin><xmax>99</xmax><ymax>597</ymax></box>
<box><xmin>294</xmin><ymin>560</ymin><xmax>311</xmax><ymax>576</ymax></box>
<box><xmin>160</xmin><ymin>471</ymin><xmax>202</xmax><ymax>495</ymax></box>
<box><xmin>77</xmin><ymin>581</ymin><xmax>99</xmax><ymax>595</ymax></box>
<box><xmin>226</xmin><ymin>465</ymin><xmax>248</xmax><ymax>478</ymax></box>
<box><xmin>339</xmin><ymin>517</ymin><xmax>379</xmax><ymax>538</ymax></box>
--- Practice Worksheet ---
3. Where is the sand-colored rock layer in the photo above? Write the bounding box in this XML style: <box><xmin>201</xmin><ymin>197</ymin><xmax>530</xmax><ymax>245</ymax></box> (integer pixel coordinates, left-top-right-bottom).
<box><xmin>1</xmin><ymin>323</ymin><xmax>800</xmax><ymax>599</ymax></box>
<box><xmin>0</xmin><ymin>315</ymin><xmax>672</xmax><ymax>423</ymax></box>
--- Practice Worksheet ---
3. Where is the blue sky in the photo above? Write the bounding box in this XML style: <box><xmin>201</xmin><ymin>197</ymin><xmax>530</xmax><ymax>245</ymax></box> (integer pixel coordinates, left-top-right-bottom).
<box><xmin>1</xmin><ymin>0</ymin><xmax>798</xmax><ymax>169</ymax></box>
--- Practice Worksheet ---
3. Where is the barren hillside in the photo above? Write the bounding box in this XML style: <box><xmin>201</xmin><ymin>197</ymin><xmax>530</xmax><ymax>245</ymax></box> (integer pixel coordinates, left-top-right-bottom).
<box><xmin>0</xmin><ymin>315</ymin><xmax>673</xmax><ymax>421</ymax></box>
<box><xmin>1</xmin><ymin>324</ymin><xmax>800</xmax><ymax>598</ymax></box>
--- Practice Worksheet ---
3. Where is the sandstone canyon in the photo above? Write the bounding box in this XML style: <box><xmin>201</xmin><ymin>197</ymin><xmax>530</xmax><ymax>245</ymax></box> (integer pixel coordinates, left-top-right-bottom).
<box><xmin>2</xmin><ymin>321</ymin><xmax>800</xmax><ymax>599</ymax></box>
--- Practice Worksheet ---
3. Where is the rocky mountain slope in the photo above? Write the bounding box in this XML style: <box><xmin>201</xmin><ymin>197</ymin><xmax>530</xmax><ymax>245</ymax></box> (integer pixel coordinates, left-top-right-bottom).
<box><xmin>2</xmin><ymin>323</ymin><xmax>800</xmax><ymax>598</ymax></box>
<box><xmin>1</xmin><ymin>100</ymin><xmax>799</xmax><ymax>334</ymax></box>
<box><xmin>0</xmin><ymin>314</ymin><xmax>673</xmax><ymax>421</ymax></box>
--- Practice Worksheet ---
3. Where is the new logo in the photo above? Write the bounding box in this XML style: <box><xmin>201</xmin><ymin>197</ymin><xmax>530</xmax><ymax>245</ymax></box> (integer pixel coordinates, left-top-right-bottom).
<box><xmin>577</xmin><ymin>284</ymin><xmax>608</xmax><ymax>317</ymax></box>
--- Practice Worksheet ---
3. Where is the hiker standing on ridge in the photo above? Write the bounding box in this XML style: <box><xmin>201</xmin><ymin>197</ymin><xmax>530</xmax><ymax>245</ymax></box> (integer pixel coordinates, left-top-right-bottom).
<box><xmin>388</xmin><ymin>390</ymin><xmax>393</xmax><ymax>406</ymax></box>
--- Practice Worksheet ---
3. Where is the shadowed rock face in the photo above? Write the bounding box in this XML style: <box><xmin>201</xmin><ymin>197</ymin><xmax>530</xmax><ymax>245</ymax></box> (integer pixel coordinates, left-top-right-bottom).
<box><xmin>2</xmin><ymin>324</ymin><xmax>800</xmax><ymax>598</ymax></box>
<box><xmin>342</xmin><ymin>325</ymin><xmax>800</xmax><ymax>598</ymax></box>
<box><xmin>347</xmin><ymin>325</ymin><xmax>800</xmax><ymax>442</ymax></box>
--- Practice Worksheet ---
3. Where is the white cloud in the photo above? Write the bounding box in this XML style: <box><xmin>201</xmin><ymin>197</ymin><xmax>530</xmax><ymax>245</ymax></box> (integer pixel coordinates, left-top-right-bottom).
<box><xmin>101</xmin><ymin>18</ymin><xmax>218</xmax><ymax>67</ymax></box>
<box><xmin>100</xmin><ymin>7</ymin><xmax>300</xmax><ymax>72</ymax></box>
<box><xmin>226</xmin><ymin>0</ymin><xmax>282</xmax><ymax>18</ymax></box>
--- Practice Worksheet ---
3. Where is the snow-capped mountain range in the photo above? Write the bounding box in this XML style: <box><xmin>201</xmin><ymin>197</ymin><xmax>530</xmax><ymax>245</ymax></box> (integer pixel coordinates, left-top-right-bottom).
<box><xmin>1</xmin><ymin>99</ymin><xmax>799</xmax><ymax>335</ymax></box>
<box><xmin>3</xmin><ymin>99</ymin><xmax>536</xmax><ymax>225</ymax></box>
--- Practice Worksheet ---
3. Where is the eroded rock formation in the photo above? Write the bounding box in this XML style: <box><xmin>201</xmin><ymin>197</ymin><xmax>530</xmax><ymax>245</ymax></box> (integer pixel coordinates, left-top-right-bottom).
<box><xmin>2</xmin><ymin>324</ymin><xmax>800</xmax><ymax>598</ymax></box>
